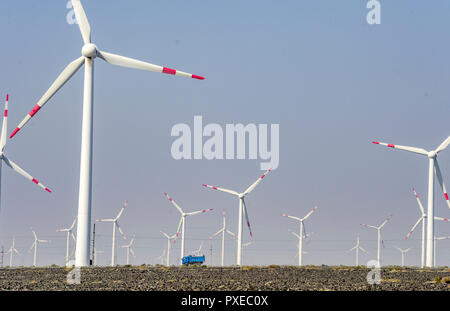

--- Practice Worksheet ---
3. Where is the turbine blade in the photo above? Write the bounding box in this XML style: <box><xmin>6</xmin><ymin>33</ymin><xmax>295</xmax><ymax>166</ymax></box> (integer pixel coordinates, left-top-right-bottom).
<box><xmin>115</xmin><ymin>200</ymin><xmax>128</xmax><ymax>220</ymax></box>
<box><xmin>361</xmin><ymin>224</ymin><xmax>378</xmax><ymax>229</ymax></box>
<box><xmin>160</xmin><ymin>231</ymin><xmax>170</xmax><ymax>239</ymax></box>
<box><xmin>176</xmin><ymin>217</ymin><xmax>183</xmax><ymax>237</ymax></box>
<box><xmin>10</xmin><ymin>57</ymin><xmax>85</xmax><ymax>138</ymax></box>
<box><xmin>71</xmin><ymin>232</ymin><xmax>76</xmax><ymax>242</ymax></box>
<box><xmin>412</xmin><ymin>187</ymin><xmax>425</xmax><ymax>215</ymax></box>
<box><xmin>28</xmin><ymin>241</ymin><xmax>36</xmax><ymax>253</ymax></box>
<box><xmin>434</xmin><ymin>160</ymin><xmax>450</xmax><ymax>208</ymax></box>
<box><xmin>97</xmin><ymin>51</ymin><xmax>204</xmax><ymax>80</ymax></box>
<box><xmin>359</xmin><ymin>246</ymin><xmax>369</xmax><ymax>253</ymax></box>
<box><xmin>226</xmin><ymin>229</ymin><xmax>236</xmax><ymax>238</ymax></box>
<box><xmin>31</xmin><ymin>228</ymin><xmax>37</xmax><ymax>240</ymax></box>
<box><xmin>115</xmin><ymin>222</ymin><xmax>127</xmax><ymax>241</ymax></box>
<box><xmin>164</xmin><ymin>192</ymin><xmax>184</xmax><ymax>214</ymax></box>
<box><xmin>96</xmin><ymin>218</ymin><xmax>114</xmax><ymax>222</ymax></box>
<box><xmin>348</xmin><ymin>245</ymin><xmax>357</xmax><ymax>252</ymax></box>
<box><xmin>209</xmin><ymin>228</ymin><xmax>224</xmax><ymax>240</ymax></box>
<box><xmin>379</xmin><ymin>214</ymin><xmax>393</xmax><ymax>228</ymax></box>
<box><xmin>71</xmin><ymin>0</ymin><xmax>91</xmax><ymax>44</ymax></box>
<box><xmin>69</xmin><ymin>217</ymin><xmax>77</xmax><ymax>231</ymax></box>
<box><xmin>372</xmin><ymin>141</ymin><xmax>428</xmax><ymax>156</ymax></box>
<box><xmin>186</xmin><ymin>208</ymin><xmax>213</xmax><ymax>216</ymax></box>
<box><xmin>434</xmin><ymin>216</ymin><xmax>450</xmax><ymax>222</ymax></box>
<box><xmin>2</xmin><ymin>156</ymin><xmax>52</xmax><ymax>193</ymax></box>
<box><xmin>290</xmin><ymin>230</ymin><xmax>300</xmax><ymax>239</ymax></box>
<box><xmin>302</xmin><ymin>206</ymin><xmax>318</xmax><ymax>221</ymax></box>
<box><xmin>0</xmin><ymin>94</ymin><xmax>9</xmax><ymax>151</ymax></box>
<box><xmin>242</xmin><ymin>198</ymin><xmax>253</xmax><ymax>238</ymax></box>
<box><xmin>130</xmin><ymin>248</ymin><xmax>135</xmax><ymax>257</ymax></box>
<box><xmin>202</xmin><ymin>184</ymin><xmax>239</xmax><ymax>196</ymax></box>
<box><xmin>280</xmin><ymin>213</ymin><xmax>301</xmax><ymax>221</ymax></box>
<box><xmin>243</xmin><ymin>169</ymin><xmax>272</xmax><ymax>196</ymax></box>
<box><xmin>405</xmin><ymin>217</ymin><xmax>423</xmax><ymax>239</ymax></box>
<box><xmin>436</xmin><ymin>136</ymin><xmax>450</xmax><ymax>153</ymax></box>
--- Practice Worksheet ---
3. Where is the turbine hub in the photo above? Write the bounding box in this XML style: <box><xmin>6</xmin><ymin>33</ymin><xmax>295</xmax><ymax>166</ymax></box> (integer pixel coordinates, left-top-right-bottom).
<box><xmin>428</xmin><ymin>151</ymin><xmax>437</xmax><ymax>159</ymax></box>
<box><xmin>82</xmin><ymin>43</ymin><xmax>98</xmax><ymax>59</ymax></box>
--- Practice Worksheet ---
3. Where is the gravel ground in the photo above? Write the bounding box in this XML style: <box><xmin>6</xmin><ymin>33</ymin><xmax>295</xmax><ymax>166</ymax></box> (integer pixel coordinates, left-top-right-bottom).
<box><xmin>0</xmin><ymin>265</ymin><xmax>449</xmax><ymax>291</ymax></box>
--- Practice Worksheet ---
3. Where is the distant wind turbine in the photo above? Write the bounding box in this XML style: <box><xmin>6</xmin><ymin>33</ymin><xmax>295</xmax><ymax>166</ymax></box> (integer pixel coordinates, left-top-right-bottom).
<box><xmin>164</xmin><ymin>192</ymin><xmax>213</xmax><ymax>263</ymax></box>
<box><xmin>348</xmin><ymin>234</ymin><xmax>368</xmax><ymax>266</ymax></box>
<box><xmin>96</xmin><ymin>201</ymin><xmax>128</xmax><ymax>266</ymax></box>
<box><xmin>121</xmin><ymin>235</ymin><xmax>136</xmax><ymax>265</ymax></box>
<box><xmin>281</xmin><ymin>206</ymin><xmax>318</xmax><ymax>266</ymax></box>
<box><xmin>29</xmin><ymin>228</ymin><xmax>50</xmax><ymax>267</ymax></box>
<box><xmin>7</xmin><ymin>237</ymin><xmax>20</xmax><ymax>267</ymax></box>
<box><xmin>203</xmin><ymin>169</ymin><xmax>272</xmax><ymax>266</ymax></box>
<box><xmin>361</xmin><ymin>214</ymin><xmax>392</xmax><ymax>265</ymax></box>
<box><xmin>56</xmin><ymin>217</ymin><xmax>77</xmax><ymax>266</ymax></box>
<box><xmin>395</xmin><ymin>247</ymin><xmax>411</xmax><ymax>267</ymax></box>
<box><xmin>209</xmin><ymin>212</ymin><xmax>235</xmax><ymax>266</ymax></box>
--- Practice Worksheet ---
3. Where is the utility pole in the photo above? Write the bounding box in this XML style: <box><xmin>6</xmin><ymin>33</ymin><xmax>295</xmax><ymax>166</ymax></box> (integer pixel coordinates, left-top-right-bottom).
<box><xmin>91</xmin><ymin>223</ymin><xmax>96</xmax><ymax>266</ymax></box>
<box><xmin>0</xmin><ymin>246</ymin><xmax>4</xmax><ymax>268</ymax></box>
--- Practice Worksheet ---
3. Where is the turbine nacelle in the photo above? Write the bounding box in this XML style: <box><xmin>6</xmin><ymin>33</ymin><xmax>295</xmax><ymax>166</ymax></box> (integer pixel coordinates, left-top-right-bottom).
<box><xmin>428</xmin><ymin>151</ymin><xmax>437</xmax><ymax>159</ymax></box>
<box><xmin>81</xmin><ymin>43</ymin><xmax>98</xmax><ymax>59</ymax></box>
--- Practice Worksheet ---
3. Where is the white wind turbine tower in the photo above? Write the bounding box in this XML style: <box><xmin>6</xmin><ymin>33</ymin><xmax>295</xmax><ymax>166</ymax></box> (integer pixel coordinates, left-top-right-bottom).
<box><xmin>0</xmin><ymin>94</ymin><xmax>51</xmax><ymax>206</ymax></box>
<box><xmin>96</xmin><ymin>201</ymin><xmax>128</xmax><ymax>266</ymax></box>
<box><xmin>164</xmin><ymin>192</ymin><xmax>213</xmax><ymax>263</ymax></box>
<box><xmin>373</xmin><ymin>136</ymin><xmax>450</xmax><ymax>267</ymax></box>
<box><xmin>56</xmin><ymin>217</ymin><xmax>77</xmax><ymax>266</ymax></box>
<box><xmin>203</xmin><ymin>169</ymin><xmax>272</xmax><ymax>266</ymax></box>
<box><xmin>10</xmin><ymin>0</ymin><xmax>205</xmax><ymax>267</ymax></box>
<box><xmin>161</xmin><ymin>231</ymin><xmax>178</xmax><ymax>266</ymax></box>
<box><xmin>395</xmin><ymin>247</ymin><xmax>411</xmax><ymax>267</ymax></box>
<box><xmin>434</xmin><ymin>236</ymin><xmax>450</xmax><ymax>267</ymax></box>
<box><xmin>281</xmin><ymin>206</ymin><xmax>318</xmax><ymax>266</ymax></box>
<box><xmin>348</xmin><ymin>234</ymin><xmax>368</xmax><ymax>266</ymax></box>
<box><xmin>361</xmin><ymin>214</ymin><xmax>392</xmax><ymax>266</ymax></box>
<box><xmin>29</xmin><ymin>228</ymin><xmax>50</xmax><ymax>267</ymax></box>
<box><xmin>7</xmin><ymin>237</ymin><xmax>20</xmax><ymax>267</ymax></box>
<box><xmin>121</xmin><ymin>235</ymin><xmax>135</xmax><ymax>265</ymax></box>
<box><xmin>209</xmin><ymin>212</ymin><xmax>235</xmax><ymax>266</ymax></box>
<box><xmin>290</xmin><ymin>231</ymin><xmax>312</xmax><ymax>263</ymax></box>
<box><xmin>406</xmin><ymin>188</ymin><xmax>450</xmax><ymax>268</ymax></box>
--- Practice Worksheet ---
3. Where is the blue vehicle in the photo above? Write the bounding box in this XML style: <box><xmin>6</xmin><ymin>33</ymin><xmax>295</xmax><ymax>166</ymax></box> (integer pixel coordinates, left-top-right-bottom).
<box><xmin>182</xmin><ymin>255</ymin><xmax>205</xmax><ymax>265</ymax></box>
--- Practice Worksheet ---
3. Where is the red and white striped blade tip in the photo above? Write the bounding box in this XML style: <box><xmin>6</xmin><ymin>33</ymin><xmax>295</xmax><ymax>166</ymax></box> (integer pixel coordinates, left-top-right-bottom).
<box><xmin>162</xmin><ymin>67</ymin><xmax>205</xmax><ymax>80</ymax></box>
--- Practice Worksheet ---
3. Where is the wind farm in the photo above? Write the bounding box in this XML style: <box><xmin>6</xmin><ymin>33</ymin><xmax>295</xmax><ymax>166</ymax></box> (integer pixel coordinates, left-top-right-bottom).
<box><xmin>1</xmin><ymin>0</ymin><xmax>450</xmax><ymax>293</ymax></box>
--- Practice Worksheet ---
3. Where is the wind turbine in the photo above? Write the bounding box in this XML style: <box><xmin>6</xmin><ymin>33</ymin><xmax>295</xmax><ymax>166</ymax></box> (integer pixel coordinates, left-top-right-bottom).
<box><xmin>10</xmin><ymin>0</ymin><xmax>205</xmax><ymax>267</ymax></box>
<box><xmin>395</xmin><ymin>247</ymin><xmax>411</xmax><ymax>267</ymax></box>
<box><xmin>348</xmin><ymin>234</ymin><xmax>368</xmax><ymax>266</ymax></box>
<box><xmin>373</xmin><ymin>136</ymin><xmax>450</xmax><ymax>267</ymax></box>
<box><xmin>361</xmin><ymin>214</ymin><xmax>392</xmax><ymax>266</ymax></box>
<box><xmin>193</xmin><ymin>241</ymin><xmax>205</xmax><ymax>256</ymax></box>
<box><xmin>0</xmin><ymin>94</ymin><xmax>51</xmax><ymax>207</ymax></box>
<box><xmin>96</xmin><ymin>201</ymin><xmax>128</xmax><ymax>266</ymax></box>
<box><xmin>281</xmin><ymin>206</ymin><xmax>318</xmax><ymax>266</ymax></box>
<box><xmin>29</xmin><ymin>228</ymin><xmax>50</xmax><ymax>267</ymax></box>
<box><xmin>202</xmin><ymin>169</ymin><xmax>272</xmax><ymax>266</ymax></box>
<box><xmin>163</xmin><ymin>192</ymin><xmax>213</xmax><ymax>263</ymax></box>
<box><xmin>7</xmin><ymin>237</ymin><xmax>20</xmax><ymax>267</ymax></box>
<box><xmin>406</xmin><ymin>188</ymin><xmax>450</xmax><ymax>268</ymax></box>
<box><xmin>121</xmin><ymin>235</ymin><xmax>136</xmax><ymax>265</ymax></box>
<box><xmin>209</xmin><ymin>211</ymin><xmax>235</xmax><ymax>266</ymax></box>
<box><xmin>434</xmin><ymin>236</ymin><xmax>450</xmax><ymax>267</ymax></box>
<box><xmin>56</xmin><ymin>217</ymin><xmax>77</xmax><ymax>266</ymax></box>
<box><xmin>156</xmin><ymin>249</ymin><xmax>166</xmax><ymax>265</ymax></box>
<box><xmin>161</xmin><ymin>231</ymin><xmax>178</xmax><ymax>266</ymax></box>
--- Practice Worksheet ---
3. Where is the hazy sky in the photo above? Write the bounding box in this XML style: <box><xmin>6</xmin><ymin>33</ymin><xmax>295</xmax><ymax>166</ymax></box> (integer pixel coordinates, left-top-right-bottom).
<box><xmin>0</xmin><ymin>0</ymin><xmax>449</xmax><ymax>267</ymax></box>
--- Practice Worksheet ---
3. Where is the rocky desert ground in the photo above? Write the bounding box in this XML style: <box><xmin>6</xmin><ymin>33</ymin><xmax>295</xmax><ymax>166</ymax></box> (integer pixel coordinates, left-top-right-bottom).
<box><xmin>0</xmin><ymin>265</ymin><xmax>449</xmax><ymax>291</ymax></box>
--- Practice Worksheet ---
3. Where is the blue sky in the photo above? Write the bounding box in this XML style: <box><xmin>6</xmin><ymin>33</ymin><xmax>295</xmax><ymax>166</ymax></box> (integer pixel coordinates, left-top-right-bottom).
<box><xmin>0</xmin><ymin>0</ymin><xmax>449</xmax><ymax>267</ymax></box>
